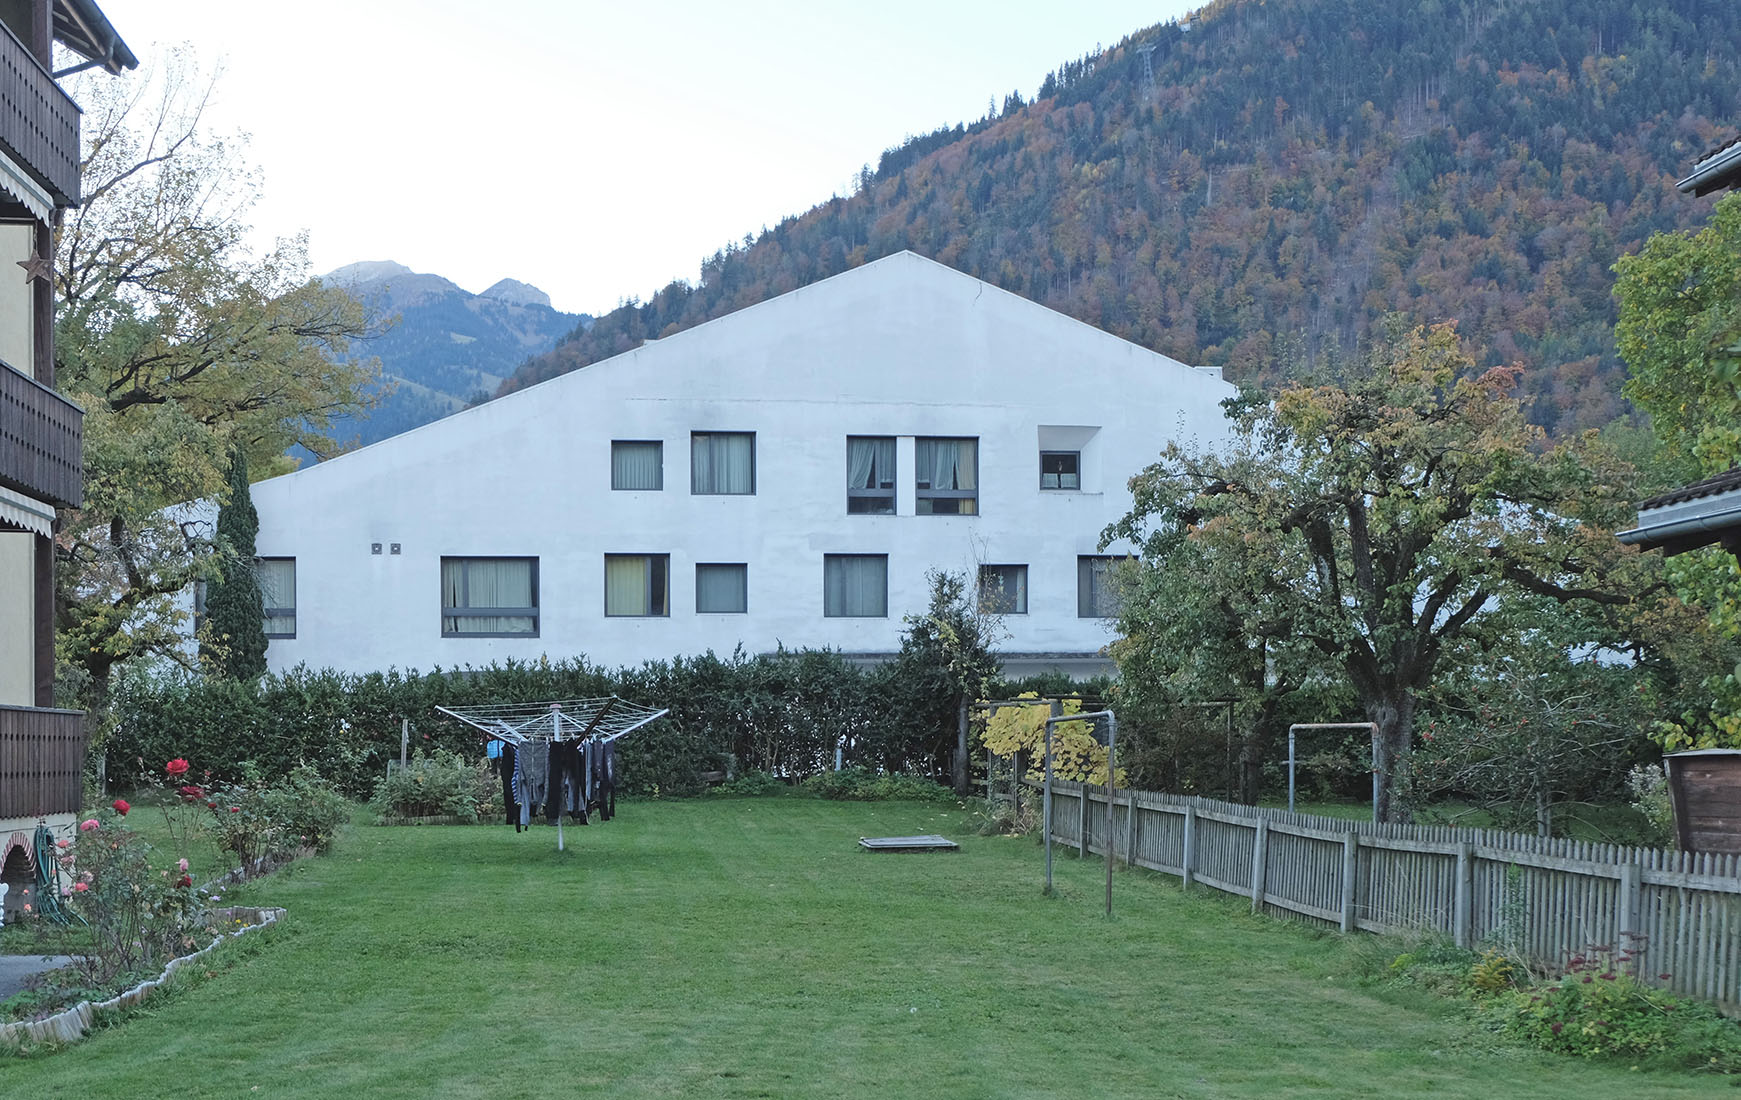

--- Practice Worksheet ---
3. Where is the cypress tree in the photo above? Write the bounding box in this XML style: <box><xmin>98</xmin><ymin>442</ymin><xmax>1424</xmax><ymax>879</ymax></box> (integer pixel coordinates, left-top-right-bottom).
<box><xmin>201</xmin><ymin>449</ymin><xmax>268</xmax><ymax>678</ymax></box>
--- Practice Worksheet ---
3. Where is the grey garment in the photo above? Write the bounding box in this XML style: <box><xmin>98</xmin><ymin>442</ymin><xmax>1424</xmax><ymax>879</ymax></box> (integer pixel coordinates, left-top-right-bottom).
<box><xmin>515</xmin><ymin>740</ymin><xmax>550</xmax><ymax>825</ymax></box>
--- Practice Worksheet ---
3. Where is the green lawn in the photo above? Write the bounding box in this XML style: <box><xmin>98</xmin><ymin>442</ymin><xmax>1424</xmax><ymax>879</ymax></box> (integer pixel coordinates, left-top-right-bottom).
<box><xmin>2</xmin><ymin>798</ymin><xmax>1727</xmax><ymax>1097</ymax></box>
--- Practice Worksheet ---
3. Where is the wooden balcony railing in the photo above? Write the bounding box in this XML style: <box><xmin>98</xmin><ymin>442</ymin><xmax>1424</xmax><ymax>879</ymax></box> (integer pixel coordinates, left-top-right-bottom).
<box><xmin>0</xmin><ymin>705</ymin><xmax>84</xmax><ymax>820</ymax></box>
<box><xmin>0</xmin><ymin>360</ymin><xmax>82</xmax><ymax>508</ymax></box>
<box><xmin>0</xmin><ymin>17</ymin><xmax>80</xmax><ymax>207</ymax></box>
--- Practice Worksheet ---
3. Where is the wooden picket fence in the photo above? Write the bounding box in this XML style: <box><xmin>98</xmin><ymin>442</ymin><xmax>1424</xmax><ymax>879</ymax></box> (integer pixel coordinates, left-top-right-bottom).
<box><xmin>1047</xmin><ymin>781</ymin><xmax>1741</xmax><ymax>1013</ymax></box>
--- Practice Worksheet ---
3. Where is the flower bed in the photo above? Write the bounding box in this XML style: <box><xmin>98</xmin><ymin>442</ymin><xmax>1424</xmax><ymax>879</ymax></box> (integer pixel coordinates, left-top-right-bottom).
<box><xmin>0</xmin><ymin>906</ymin><xmax>285</xmax><ymax>1049</ymax></box>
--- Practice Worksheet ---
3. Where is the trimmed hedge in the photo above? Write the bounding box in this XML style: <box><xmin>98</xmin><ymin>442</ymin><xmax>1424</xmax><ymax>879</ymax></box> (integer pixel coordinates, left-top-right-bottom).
<box><xmin>108</xmin><ymin>651</ymin><xmax>1105</xmax><ymax>799</ymax></box>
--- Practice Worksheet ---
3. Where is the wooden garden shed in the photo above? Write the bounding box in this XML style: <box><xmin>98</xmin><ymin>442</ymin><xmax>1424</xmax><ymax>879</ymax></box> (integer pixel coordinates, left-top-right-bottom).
<box><xmin>1664</xmin><ymin>748</ymin><xmax>1741</xmax><ymax>853</ymax></box>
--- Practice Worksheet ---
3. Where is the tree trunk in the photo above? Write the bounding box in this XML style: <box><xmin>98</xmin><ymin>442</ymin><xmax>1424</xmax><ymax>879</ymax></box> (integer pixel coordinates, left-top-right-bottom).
<box><xmin>1366</xmin><ymin>692</ymin><xmax>1416</xmax><ymax>823</ymax></box>
<box><xmin>1238</xmin><ymin>698</ymin><xmax>1277</xmax><ymax>805</ymax></box>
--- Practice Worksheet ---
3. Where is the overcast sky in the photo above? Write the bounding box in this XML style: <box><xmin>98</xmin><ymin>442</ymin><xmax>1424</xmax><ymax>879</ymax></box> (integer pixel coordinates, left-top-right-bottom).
<box><xmin>91</xmin><ymin>1</ymin><xmax>1199</xmax><ymax>316</ymax></box>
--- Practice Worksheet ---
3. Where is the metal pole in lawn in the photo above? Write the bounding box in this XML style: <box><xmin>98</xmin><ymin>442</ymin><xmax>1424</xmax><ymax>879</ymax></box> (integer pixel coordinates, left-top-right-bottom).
<box><xmin>1104</xmin><ymin>711</ymin><xmax>1116</xmax><ymax>918</ymax></box>
<box><xmin>1044</xmin><ymin>699</ymin><xmax>1058</xmax><ymax>897</ymax></box>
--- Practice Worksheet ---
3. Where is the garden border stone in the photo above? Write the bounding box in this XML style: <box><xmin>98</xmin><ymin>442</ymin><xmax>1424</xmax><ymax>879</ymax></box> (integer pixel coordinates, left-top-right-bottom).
<box><xmin>0</xmin><ymin>905</ymin><xmax>285</xmax><ymax>1049</ymax></box>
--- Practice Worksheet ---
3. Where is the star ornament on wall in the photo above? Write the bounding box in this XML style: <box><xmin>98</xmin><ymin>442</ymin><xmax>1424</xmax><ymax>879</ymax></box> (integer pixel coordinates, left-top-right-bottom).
<box><xmin>16</xmin><ymin>252</ymin><xmax>51</xmax><ymax>283</ymax></box>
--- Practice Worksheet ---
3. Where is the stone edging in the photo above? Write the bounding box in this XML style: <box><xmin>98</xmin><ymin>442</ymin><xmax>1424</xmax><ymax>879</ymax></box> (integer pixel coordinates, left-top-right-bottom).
<box><xmin>0</xmin><ymin>905</ymin><xmax>286</xmax><ymax>1049</ymax></box>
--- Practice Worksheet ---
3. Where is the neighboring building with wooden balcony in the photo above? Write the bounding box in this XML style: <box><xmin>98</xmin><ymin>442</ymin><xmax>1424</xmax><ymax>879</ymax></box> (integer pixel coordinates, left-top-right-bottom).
<box><xmin>0</xmin><ymin>0</ymin><xmax>132</xmax><ymax>908</ymax></box>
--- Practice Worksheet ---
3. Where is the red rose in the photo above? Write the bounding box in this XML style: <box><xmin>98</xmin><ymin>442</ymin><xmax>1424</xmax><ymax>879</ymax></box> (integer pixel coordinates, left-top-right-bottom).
<box><xmin>112</xmin><ymin>798</ymin><xmax>130</xmax><ymax>815</ymax></box>
<box><xmin>177</xmin><ymin>784</ymin><xmax>205</xmax><ymax>803</ymax></box>
<box><xmin>228</xmin><ymin>806</ymin><xmax>240</xmax><ymax>813</ymax></box>
<box><xmin>175</xmin><ymin>874</ymin><xmax>193</xmax><ymax>888</ymax></box>
<box><xmin>166</xmin><ymin>758</ymin><xmax>190</xmax><ymax>776</ymax></box>
<box><xmin>206</xmin><ymin>802</ymin><xmax>217</xmax><ymax>809</ymax></box>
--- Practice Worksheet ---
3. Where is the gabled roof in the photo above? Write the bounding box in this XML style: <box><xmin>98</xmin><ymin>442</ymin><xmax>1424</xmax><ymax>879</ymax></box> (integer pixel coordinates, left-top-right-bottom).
<box><xmin>1678</xmin><ymin>133</ymin><xmax>1741</xmax><ymax>197</ymax></box>
<box><xmin>52</xmin><ymin>0</ymin><xmax>136</xmax><ymax>75</ymax></box>
<box><xmin>1619</xmin><ymin>466</ymin><xmax>1741</xmax><ymax>557</ymax></box>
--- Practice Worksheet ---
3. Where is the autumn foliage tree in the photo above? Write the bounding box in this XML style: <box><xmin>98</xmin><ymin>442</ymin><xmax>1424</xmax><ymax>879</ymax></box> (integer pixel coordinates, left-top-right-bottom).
<box><xmin>1107</xmin><ymin>324</ymin><xmax>1675</xmax><ymax>821</ymax></box>
<box><xmin>53</xmin><ymin>56</ymin><xmax>376</xmax><ymax>721</ymax></box>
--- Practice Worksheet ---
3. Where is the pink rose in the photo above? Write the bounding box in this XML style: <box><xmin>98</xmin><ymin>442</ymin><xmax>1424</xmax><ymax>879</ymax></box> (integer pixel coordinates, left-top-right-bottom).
<box><xmin>79</xmin><ymin>818</ymin><xmax>100</xmax><ymax>832</ymax></box>
<box><xmin>72</xmin><ymin>882</ymin><xmax>89</xmax><ymax>893</ymax></box>
<box><xmin>177</xmin><ymin>858</ymin><xmax>189</xmax><ymax>872</ymax></box>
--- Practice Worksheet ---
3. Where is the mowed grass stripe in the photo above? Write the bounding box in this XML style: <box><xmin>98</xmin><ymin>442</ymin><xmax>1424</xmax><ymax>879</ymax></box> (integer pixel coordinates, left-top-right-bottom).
<box><xmin>3</xmin><ymin>798</ymin><xmax>1719</xmax><ymax>1097</ymax></box>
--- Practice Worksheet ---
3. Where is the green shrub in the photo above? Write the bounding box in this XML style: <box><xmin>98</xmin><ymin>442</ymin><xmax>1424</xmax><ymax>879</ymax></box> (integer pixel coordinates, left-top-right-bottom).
<box><xmin>372</xmin><ymin>751</ymin><xmax>495</xmax><ymax>823</ymax></box>
<box><xmin>803</xmin><ymin>766</ymin><xmax>952</xmax><ymax>802</ymax></box>
<box><xmin>709</xmin><ymin>771</ymin><xmax>790</xmax><ymax>798</ymax></box>
<box><xmin>260</xmin><ymin>765</ymin><xmax>351</xmax><ymax>852</ymax></box>
<box><xmin>1488</xmin><ymin>952</ymin><xmax>1741</xmax><ymax>1070</ymax></box>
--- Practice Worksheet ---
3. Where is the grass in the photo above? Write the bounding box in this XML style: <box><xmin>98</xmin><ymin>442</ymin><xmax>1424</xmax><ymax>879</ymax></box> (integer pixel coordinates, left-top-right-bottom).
<box><xmin>2</xmin><ymin>797</ymin><xmax>1730</xmax><ymax>1097</ymax></box>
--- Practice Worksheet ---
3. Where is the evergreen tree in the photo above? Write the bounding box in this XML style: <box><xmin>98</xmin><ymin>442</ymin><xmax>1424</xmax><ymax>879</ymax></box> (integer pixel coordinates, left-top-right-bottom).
<box><xmin>200</xmin><ymin>449</ymin><xmax>268</xmax><ymax>679</ymax></box>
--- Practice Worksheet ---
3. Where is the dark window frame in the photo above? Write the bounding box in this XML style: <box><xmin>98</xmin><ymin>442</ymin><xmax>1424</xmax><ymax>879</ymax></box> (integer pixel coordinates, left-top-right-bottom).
<box><xmin>691</xmin><ymin>431</ymin><xmax>757</xmax><ymax>495</ymax></box>
<box><xmin>823</xmin><ymin>553</ymin><xmax>889</xmax><ymax>618</ymax></box>
<box><xmin>846</xmin><ymin>435</ymin><xmax>896</xmax><ymax>515</ymax></box>
<box><xmin>978</xmin><ymin>563</ymin><xmax>1028</xmax><ymax>615</ymax></box>
<box><xmin>604</xmin><ymin>553</ymin><xmax>671</xmax><ymax>617</ymax></box>
<box><xmin>611</xmin><ymin>439</ymin><xmax>664</xmax><ymax>491</ymax></box>
<box><xmin>695</xmin><ymin>562</ymin><xmax>749</xmax><ymax>614</ymax></box>
<box><xmin>441</xmin><ymin>556</ymin><xmax>540</xmax><ymax>637</ymax></box>
<box><xmin>915</xmin><ymin>436</ymin><xmax>979</xmax><ymax>516</ymax></box>
<box><xmin>1040</xmin><ymin>450</ymin><xmax>1081</xmax><ymax>490</ymax></box>
<box><xmin>1077</xmin><ymin>555</ymin><xmax>1129</xmax><ymax>619</ymax></box>
<box><xmin>258</xmin><ymin>556</ymin><xmax>297</xmax><ymax>639</ymax></box>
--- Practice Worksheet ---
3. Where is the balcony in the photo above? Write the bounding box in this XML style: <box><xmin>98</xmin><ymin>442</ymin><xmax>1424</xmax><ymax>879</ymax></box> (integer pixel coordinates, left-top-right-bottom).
<box><xmin>0</xmin><ymin>705</ymin><xmax>84</xmax><ymax>819</ymax></box>
<box><xmin>0</xmin><ymin>18</ymin><xmax>80</xmax><ymax>208</ymax></box>
<box><xmin>0</xmin><ymin>361</ymin><xmax>82</xmax><ymax>508</ymax></box>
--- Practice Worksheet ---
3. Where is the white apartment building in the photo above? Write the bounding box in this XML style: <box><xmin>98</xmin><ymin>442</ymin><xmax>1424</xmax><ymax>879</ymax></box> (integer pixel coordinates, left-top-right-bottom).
<box><xmin>249</xmin><ymin>252</ymin><xmax>1237</xmax><ymax>678</ymax></box>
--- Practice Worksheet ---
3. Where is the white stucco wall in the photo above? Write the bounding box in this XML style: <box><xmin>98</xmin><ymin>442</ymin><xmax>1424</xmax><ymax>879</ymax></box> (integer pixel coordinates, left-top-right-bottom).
<box><xmin>251</xmin><ymin>253</ymin><xmax>1236</xmax><ymax>676</ymax></box>
<box><xmin>0</xmin><ymin>223</ymin><xmax>33</xmax><ymax>372</ymax></box>
<box><xmin>0</xmin><ymin>531</ymin><xmax>34</xmax><ymax>706</ymax></box>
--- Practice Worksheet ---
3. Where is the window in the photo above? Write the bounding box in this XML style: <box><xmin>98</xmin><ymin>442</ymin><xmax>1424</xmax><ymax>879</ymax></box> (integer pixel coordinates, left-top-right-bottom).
<box><xmin>978</xmin><ymin>564</ymin><xmax>1027</xmax><ymax>615</ymax></box>
<box><xmin>442</xmin><ymin>557</ymin><xmax>538</xmax><ymax>635</ymax></box>
<box><xmin>605</xmin><ymin>554</ymin><xmax>669</xmax><ymax>616</ymax></box>
<box><xmin>696</xmin><ymin>563</ymin><xmax>748</xmax><ymax>613</ymax></box>
<box><xmin>691</xmin><ymin>432</ymin><xmax>755</xmax><ymax>494</ymax></box>
<box><xmin>258</xmin><ymin>557</ymin><xmax>297</xmax><ymax>638</ymax></box>
<box><xmin>915</xmin><ymin>437</ymin><xmax>978</xmax><ymax>514</ymax></box>
<box><xmin>823</xmin><ymin>554</ymin><xmax>887</xmax><ymax>617</ymax></box>
<box><xmin>1077</xmin><ymin>556</ymin><xmax>1127</xmax><ymax>618</ymax></box>
<box><xmin>611</xmin><ymin>440</ymin><xmax>663</xmax><ymax>490</ymax></box>
<box><xmin>846</xmin><ymin>436</ymin><xmax>896</xmax><ymax>514</ymax></box>
<box><xmin>1041</xmin><ymin>451</ymin><xmax>1080</xmax><ymax>490</ymax></box>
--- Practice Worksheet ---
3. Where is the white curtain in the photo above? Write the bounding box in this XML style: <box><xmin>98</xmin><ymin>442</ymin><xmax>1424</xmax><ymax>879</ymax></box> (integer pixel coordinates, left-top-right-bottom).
<box><xmin>825</xmin><ymin>555</ymin><xmax>887</xmax><ymax>617</ymax></box>
<box><xmin>696</xmin><ymin>563</ymin><xmax>748</xmax><ymax>613</ymax></box>
<box><xmin>693</xmin><ymin>433</ymin><xmax>754</xmax><ymax>494</ymax></box>
<box><xmin>257</xmin><ymin>558</ymin><xmax>296</xmax><ymax>635</ymax></box>
<box><xmin>443</xmin><ymin>558</ymin><xmax>535</xmax><ymax>633</ymax></box>
<box><xmin>847</xmin><ymin>437</ymin><xmax>893</xmax><ymax>489</ymax></box>
<box><xmin>606</xmin><ymin>556</ymin><xmax>650</xmax><ymax>616</ymax></box>
<box><xmin>1078</xmin><ymin>557</ymin><xmax>1122</xmax><ymax>618</ymax></box>
<box><xmin>915</xmin><ymin>438</ymin><xmax>976</xmax><ymax>489</ymax></box>
<box><xmin>612</xmin><ymin>441</ymin><xmax>662</xmax><ymax>490</ymax></box>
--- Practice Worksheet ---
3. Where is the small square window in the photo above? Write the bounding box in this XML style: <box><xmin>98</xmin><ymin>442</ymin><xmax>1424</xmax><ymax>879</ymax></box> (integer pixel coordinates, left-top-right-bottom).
<box><xmin>823</xmin><ymin>554</ymin><xmax>888</xmax><ymax>617</ymax></box>
<box><xmin>978</xmin><ymin>564</ymin><xmax>1027</xmax><ymax>615</ymax></box>
<box><xmin>605</xmin><ymin>554</ymin><xmax>670</xmax><ymax>616</ymax></box>
<box><xmin>612</xmin><ymin>440</ymin><xmax>663</xmax><ymax>490</ymax></box>
<box><xmin>1041</xmin><ymin>451</ymin><xmax>1080</xmax><ymax>490</ymax></box>
<box><xmin>1078</xmin><ymin>555</ymin><xmax>1128</xmax><ymax>618</ymax></box>
<box><xmin>692</xmin><ymin>432</ymin><xmax>755</xmax><ymax>495</ymax></box>
<box><xmin>696</xmin><ymin>563</ymin><xmax>748</xmax><ymax>613</ymax></box>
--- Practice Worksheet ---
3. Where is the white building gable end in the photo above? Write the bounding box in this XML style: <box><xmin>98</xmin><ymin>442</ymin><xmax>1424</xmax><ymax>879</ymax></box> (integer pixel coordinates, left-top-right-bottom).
<box><xmin>251</xmin><ymin>252</ymin><xmax>1236</xmax><ymax>677</ymax></box>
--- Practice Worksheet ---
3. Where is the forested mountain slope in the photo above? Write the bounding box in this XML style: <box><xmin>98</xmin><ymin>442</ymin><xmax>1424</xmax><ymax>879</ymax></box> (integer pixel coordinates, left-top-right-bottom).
<box><xmin>320</xmin><ymin>262</ymin><xmax>588</xmax><ymax>449</ymax></box>
<box><xmin>502</xmin><ymin>0</ymin><xmax>1740</xmax><ymax>435</ymax></box>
